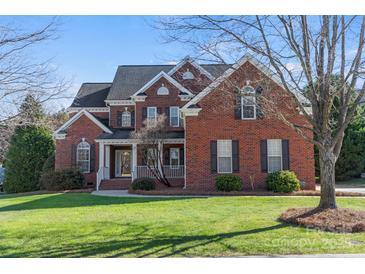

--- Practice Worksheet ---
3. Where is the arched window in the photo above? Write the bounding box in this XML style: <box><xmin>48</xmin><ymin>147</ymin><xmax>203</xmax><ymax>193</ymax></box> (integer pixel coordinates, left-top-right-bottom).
<box><xmin>77</xmin><ymin>139</ymin><xmax>90</xmax><ymax>173</ymax></box>
<box><xmin>182</xmin><ymin>69</ymin><xmax>195</xmax><ymax>80</ymax></box>
<box><xmin>121</xmin><ymin>110</ymin><xmax>131</xmax><ymax>127</ymax></box>
<box><xmin>157</xmin><ymin>83</ymin><xmax>169</xmax><ymax>95</ymax></box>
<box><xmin>240</xmin><ymin>85</ymin><xmax>256</xmax><ymax>119</ymax></box>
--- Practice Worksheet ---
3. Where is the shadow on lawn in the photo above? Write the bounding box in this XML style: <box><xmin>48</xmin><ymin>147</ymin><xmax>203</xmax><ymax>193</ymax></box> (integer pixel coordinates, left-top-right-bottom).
<box><xmin>3</xmin><ymin>223</ymin><xmax>288</xmax><ymax>258</ymax></box>
<box><xmin>0</xmin><ymin>193</ymin><xmax>198</xmax><ymax>212</ymax></box>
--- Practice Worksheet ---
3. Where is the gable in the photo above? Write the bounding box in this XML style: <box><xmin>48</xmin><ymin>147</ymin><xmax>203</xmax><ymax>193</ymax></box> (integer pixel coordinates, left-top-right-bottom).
<box><xmin>53</xmin><ymin>109</ymin><xmax>112</xmax><ymax>139</ymax></box>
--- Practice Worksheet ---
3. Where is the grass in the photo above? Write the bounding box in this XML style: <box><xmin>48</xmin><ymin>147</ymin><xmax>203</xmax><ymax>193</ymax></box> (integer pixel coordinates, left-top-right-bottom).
<box><xmin>0</xmin><ymin>193</ymin><xmax>365</xmax><ymax>257</ymax></box>
<box><xmin>337</xmin><ymin>177</ymin><xmax>365</xmax><ymax>188</ymax></box>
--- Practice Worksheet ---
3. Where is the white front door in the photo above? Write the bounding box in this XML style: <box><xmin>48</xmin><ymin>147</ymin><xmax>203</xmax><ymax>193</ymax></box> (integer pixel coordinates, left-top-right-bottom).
<box><xmin>115</xmin><ymin>149</ymin><xmax>132</xmax><ymax>177</ymax></box>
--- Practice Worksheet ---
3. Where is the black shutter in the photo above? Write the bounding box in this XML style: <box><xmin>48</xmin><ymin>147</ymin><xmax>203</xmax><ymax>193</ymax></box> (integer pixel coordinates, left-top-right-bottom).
<box><xmin>90</xmin><ymin>144</ymin><xmax>96</xmax><ymax>172</ymax></box>
<box><xmin>260</xmin><ymin>140</ymin><xmax>268</xmax><ymax>173</ymax></box>
<box><xmin>157</xmin><ymin>107</ymin><xmax>162</xmax><ymax>115</ymax></box>
<box><xmin>142</xmin><ymin>107</ymin><xmax>147</xmax><ymax>125</ymax></box>
<box><xmin>210</xmin><ymin>140</ymin><xmax>217</xmax><ymax>173</ymax></box>
<box><xmin>165</xmin><ymin>107</ymin><xmax>170</xmax><ymax>125</ymax></box>
<box><xmin>282</xmin><ymin>139</ymin><xmax>290</xmax><ymax>170</ymax></box>
<box><xmin>117</xmin><ymin>111</ymin><xmax>122</xmax><ymax>127</ymax></box>
<box><xmin>256</xmin><ymin>86</ymin><xmax>264</xmax><ymax>119</ymax></box>
<box><xmin>179</xmin><ymin>147</ymin><xmax>184</xmax><ymax>165</ymax></box>
<box><xmin>131</xmin><ymin>110</ymin><xmax>135</xmax><ymax>127</ymax></box>
<box><xmin>164</xmin><ymin>148</ymin><xmax>170</xmax><ymax>165</ymax></box>
<box><xmin>232</xmin><ymin>140</ymin><xmax>239</xmax><ymax>172</ymax></box>
<box><xmin>234</xmin><ymin>95</ymin><xmax>241</xmax><ymax>120</ymax></box>
<box><xmin>71</xmin><ymin>144</ymin><xmax>77</xmax><ymax>168</ymax></box>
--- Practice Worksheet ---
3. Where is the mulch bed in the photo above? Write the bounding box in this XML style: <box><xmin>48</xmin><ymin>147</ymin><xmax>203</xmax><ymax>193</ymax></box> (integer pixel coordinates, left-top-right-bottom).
<box><xmin>280</xmin><ymin>207</ymin><xmax>365</xmax><ymax>233</ymax></box>
<box><xmin>129</xmin><ymin>188</ymin><xmax>365</xmax><ymax>197</ymax></box>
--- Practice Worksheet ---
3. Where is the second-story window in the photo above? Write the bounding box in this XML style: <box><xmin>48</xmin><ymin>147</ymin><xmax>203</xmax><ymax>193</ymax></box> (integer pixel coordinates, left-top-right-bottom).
<box><xmin>147</xmin><ymin>107</ymin><xmax>157</xmax><ymax>127</ymax></box>
<box><xmin>121</xmin><ymin>111</ymin><xmax>131</xmax><ymax>127</ymax></box>
<box><xmin>169</xmin><ymin>106</ymin><xmax>179</xmax><ymax>127</ymax></box>
<box><xmin>241</xmin><ymin>85</ymin><xmax>256</xmax><ymax>119</ymax></box>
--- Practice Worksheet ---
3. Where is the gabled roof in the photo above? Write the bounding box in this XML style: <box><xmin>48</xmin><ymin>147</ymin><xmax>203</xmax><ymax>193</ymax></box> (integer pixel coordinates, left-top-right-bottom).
<box><xmin>182</xmin><ymin>54</ymin><xmax>307</xmax><ymax>110</ymax></box>
<box><xmin>131</xmin><ymin>71</ymin><xmax>194</xmax><ymax>97</ymax></box>
<box><xmin>167</xmin><ymin>56</ymin><xmax>216</xmax><ymax>81</ymax></box>
<box><xmin>106</xmin><ymin>63</ymin><xmax>230</xmax><ymax>101</ymax></box>
<box><xmin>70</xmin><ymin>83</ymin><xmax>111</xmax><ymax>108</ymax></box>
<box><xmin>53</xmin><ymin>109</ymin><xmax>112</xmax><ymax>137</ymax></box>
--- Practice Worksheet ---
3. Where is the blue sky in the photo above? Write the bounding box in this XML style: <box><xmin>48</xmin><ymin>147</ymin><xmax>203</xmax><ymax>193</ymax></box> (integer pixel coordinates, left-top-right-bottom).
<box><xmin>0</xmin><ymin>16</ymin><xmax>188</xmax><ymax>109</ymax></box>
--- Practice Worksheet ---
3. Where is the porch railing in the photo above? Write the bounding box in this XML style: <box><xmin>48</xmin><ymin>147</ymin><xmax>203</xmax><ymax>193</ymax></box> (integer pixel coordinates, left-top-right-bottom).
<box><xmin>135</xmin><ymin>165</ymin><xmax>185</xmax><ymax>179</ymax></box>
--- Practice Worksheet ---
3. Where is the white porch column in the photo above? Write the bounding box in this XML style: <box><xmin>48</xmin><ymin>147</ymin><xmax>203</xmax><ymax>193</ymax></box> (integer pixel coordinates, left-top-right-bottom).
<box><xmin>132</xmin><ymin>143</ymin><xmax>137</xmax><ymax>180</ymax></box>
<box><xmin>105</xmin><ymin>145</ymin><xmax>110</xmax><ymax>179</ymax></box>
<box><xmin>98</xmin><ymin>143</ymin><xmax>105</xmax><ymax>178</ymax></box>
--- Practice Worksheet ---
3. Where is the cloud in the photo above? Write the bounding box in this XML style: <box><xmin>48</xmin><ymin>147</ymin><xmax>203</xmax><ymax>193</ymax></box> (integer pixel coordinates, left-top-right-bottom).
<box><xmin>165</xmin><ymin>61</ymin><xmax>178</xmax><ymax>65</ymax></box>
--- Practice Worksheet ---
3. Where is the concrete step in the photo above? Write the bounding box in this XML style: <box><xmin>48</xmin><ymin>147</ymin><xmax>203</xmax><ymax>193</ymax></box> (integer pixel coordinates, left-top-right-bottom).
<box><xmin>99</xmin><ymin>178</ymin><xmax>132</xmax><ymax>190</ymax></box>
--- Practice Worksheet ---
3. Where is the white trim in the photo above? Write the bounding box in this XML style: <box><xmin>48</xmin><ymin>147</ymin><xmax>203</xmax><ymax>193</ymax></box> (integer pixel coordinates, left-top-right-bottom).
<box><xmin>168</xmin><ymin>56</ymin><xmax>215</xmax><ymax>81</ymax></box>
<box><xmin>53</xmin><ymin>109</ymin><xmax>113</xmax><ymax>137</ymax></box>
<box><xmin>180</xmin><ymin>107</ymin><xmax>202</xmax><ymax>117</ymax></box>
<box><xmin>67</xmin><ymin>107</ymin><xmax>109</xmax><ymax>113</ymax></box>
<box><xmin>131</xmin><ymin>71</ymin><xmax>194</xmax><ymax>97</ymax></box>
<box><xmin>105</xmin><ymin>100</ymin><xmax>135</xmax><ymax>106</ymax></box>
<box><xmin>182</xmin><ymin>54</ymin><xmax>308</xmax><ymax>111</ymax></box>
<box><xmin>54</xmin><ymin>133</ymin><xmax>66</xmax><ymax>140</ymax></box>
<box><xmin>178</xmin><ymin>94</ymin><xmax>193</xmax><ymax>101</ymax></box>
<box><xmin>95</xmin><ymin>138</ymin><xmax>185</xmax><ymax>145</ymax></box>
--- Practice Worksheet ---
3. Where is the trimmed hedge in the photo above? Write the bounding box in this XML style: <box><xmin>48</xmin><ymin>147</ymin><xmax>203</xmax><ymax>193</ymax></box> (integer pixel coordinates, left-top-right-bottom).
<box><xmin>215</xmin><ymin>174</ymin><xmax>243</xmax><ymax>192</ymax></box>
<box><xmin>40</xmin><ymin>168</ymin><xmax>85</xmax><ymax>191</ymax></box>
<box><xmin>266</xmin><ymin>170</ymin><xmax>300</xmax><ymax>193</ymax></box>
<box><xmin>42</xmin><ymin>152</ymin><xmax>55</xmax><ymax>172</ymax></box>
<box><xmin>130</xmin><ymin>177</ymin><xmax>156</xmax><ymax>191</ymax></box>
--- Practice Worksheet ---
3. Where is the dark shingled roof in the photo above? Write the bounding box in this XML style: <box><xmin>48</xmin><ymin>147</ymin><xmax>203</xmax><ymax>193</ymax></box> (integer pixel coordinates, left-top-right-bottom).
<box><xmin>70</xmin><ymin>83</ymin><xmax>112</xmax><ymax>107</ymax></box>
<box><xmin>106</xmin><ymin>64</ymin><xmax>231</xmax><ymax>100</ymax></box>
<box><xmin>97</xmin><ymin>130</ymin><xmax>184</xmax><ymax>140</ymax></box>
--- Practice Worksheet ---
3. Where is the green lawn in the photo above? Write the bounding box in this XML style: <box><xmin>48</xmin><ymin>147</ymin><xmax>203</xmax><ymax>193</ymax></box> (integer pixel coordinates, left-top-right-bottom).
<box><xmin>0</xmin><ymin>193</ymin><xmax>364</xmax><ymax>257</ymax></box>
<box><xmin>337</xmin><ymin>177</ymin><xmax>365</xmax><ymax>188</ymax></box>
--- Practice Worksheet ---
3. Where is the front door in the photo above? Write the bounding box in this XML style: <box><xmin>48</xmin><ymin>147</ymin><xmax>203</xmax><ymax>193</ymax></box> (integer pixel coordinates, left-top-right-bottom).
<box><xmin>115</xmin><ymin>150</ymin><xmax>132</xmax><ymax>177</ymax></box>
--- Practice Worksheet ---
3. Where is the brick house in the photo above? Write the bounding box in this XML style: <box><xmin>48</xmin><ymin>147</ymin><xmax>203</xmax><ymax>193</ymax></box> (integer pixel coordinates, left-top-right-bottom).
<box><xmin>54</xmin><ymin>55</ymin><xmax>315</xmax><ymax>191</ymax></box>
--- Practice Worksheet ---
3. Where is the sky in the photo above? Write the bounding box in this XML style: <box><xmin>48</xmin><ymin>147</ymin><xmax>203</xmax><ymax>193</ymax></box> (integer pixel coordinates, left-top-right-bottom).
<box><xmin>0</xmin><ymin>16</ymin><xmax>189</xmax><ymax>110</ymax></box>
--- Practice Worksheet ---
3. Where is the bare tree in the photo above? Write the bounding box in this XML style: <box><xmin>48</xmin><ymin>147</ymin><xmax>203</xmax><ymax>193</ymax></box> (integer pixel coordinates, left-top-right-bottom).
<box><xmin>0</xmin><ymin>18</ymin><xmax>71</xmax><ymax>163</ymax></box>
<box><xmin>132</xmin><ymin>115</ymin><xmax>171</xmax><ymax>187</ymax></box>
<box><xmin>157</xmin><ymin>15</ymin><xmax>365</xmax><ymax>209</ymax></box>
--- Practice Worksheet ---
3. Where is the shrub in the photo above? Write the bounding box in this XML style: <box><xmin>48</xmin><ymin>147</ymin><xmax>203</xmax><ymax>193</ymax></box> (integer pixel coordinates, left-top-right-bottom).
<box><xmin>215</xmin><ymin>174</ymin><xmax>243</xmax><ymax>192</ymax></box>
<box><xmin>42</xmin><ymin>152</ymin><xmax>55</xmax><ymax>172</ymax></box>
<box><xmin>4</xmin><ymin>126</ymin><xmax>54</xmax><ymax>193</ymax></box>
<box><xmin>40</xmin><ymin>168</ymin><xmax>85</xmax><ymax>191</ymax></box>
<box><xmin>266</xmin><ymin>170</ymin><xmax>300</xmax><ymax>193</ymax></box>
<box><xmin>130</xmin><ymin>177</ymin><xmax>156</xmax><ymax>191</ymax></box>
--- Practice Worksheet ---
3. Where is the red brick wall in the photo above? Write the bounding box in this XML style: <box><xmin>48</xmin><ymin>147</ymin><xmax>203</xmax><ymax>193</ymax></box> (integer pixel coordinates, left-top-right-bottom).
<box><xmin>55</xmin><ymin>115</ymin><xmax>103</xmax><ymax>186</ymax></box>
<box><xmin>171</xmin><ymin>62</ymin><xmax>212</xmax><ymax>94</ymax></box>
<box><xmin>135</xmin><ymin>77</ymin><xmax>186</xmax><ymax>131</ymax></box>
<box><xmin>185</xmin><ymin>62</ymin><xmax>315</xmax><ymax>191</ymax></box>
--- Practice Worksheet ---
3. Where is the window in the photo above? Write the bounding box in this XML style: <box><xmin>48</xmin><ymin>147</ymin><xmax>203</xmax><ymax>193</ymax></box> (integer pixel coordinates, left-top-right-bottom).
<box><xmin>217</xmin><ymin>140</ymin><xmax>232</xmax><ymax>173</ymax></box>
<box><xmin>241</xmin><ymin>85</ymin><xmax>256</xmax><ymax>119</ymax></box>
<box><xmin>77</xmin><ymin>139</ymin><xmax>90</xmax><ymax>173</ymax></box>
<box><xmin>170</xmin><ymin>148</ymin><xmax>180</xmax><ymax>167</ymax></box>
<box><xmin>157</xmin><ymin>84</ymin><xmax>169</xmax><ymax>95</ymax></box>
<box><xmin>170</xmin><ymin>106</ymin><xmax>179</xmax><ymax>127</ymax></box>
<box><xmin>182</xmin><ymin>69</ymin><xmax>195</xmax><ymax>80</ymax></box>
<box><xmin>147</xmin><ymin>148</ymin><xmax>158</xmax><ymax>166</ymax></box>
<box><xmin>121</xmin><ymin>111</ymin><xmax>131</xmax><ymax>127</ymax></box>
<box><xmin>267</xmin><ymin>139</ymin><xmax>282</xmax><ymax>173</ymax></box>
<box><xmin>147</xmin><ymin>107</ymin><xmax>157</xmax><ymax>127</ymax></box>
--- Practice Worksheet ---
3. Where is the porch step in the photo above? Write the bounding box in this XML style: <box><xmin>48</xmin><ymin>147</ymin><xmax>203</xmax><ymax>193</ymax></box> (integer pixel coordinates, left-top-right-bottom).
<box><xmin>99</xmin><ymin>178</ymin><xmax>132</xmax><ymax>190</ymax></box>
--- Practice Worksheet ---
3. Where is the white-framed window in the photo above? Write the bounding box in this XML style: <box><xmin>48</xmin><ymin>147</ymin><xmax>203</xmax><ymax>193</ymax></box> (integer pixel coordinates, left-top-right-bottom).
<box><xmin>157</xmin><ymin>84</ymin><xmax>169</xmax><ymax>95</ymax></box>
<box><xmin>182</xmin><ymin>69</ymin><xmax>195</xmax><ymax>80</ymax></box>
<box><xmin>169</xmin><ymin>106</ymin><xmax>179</xmax><ymax>127</ymax></box>
<box><xmin>217</xmin><ymin>140</ymin><xmax>232</xmax><ymax>173</ymax></box>
<box><xmin>77</xmin><ymin>139</ymin><xmax>90</xmax><ymax>173</ymax></box>
<box><xmin>267</xmin><ymin>139</ymin><xmax>283</xmax><ymax>173</ymax></box>
<box><xmin>147</xmin><ymin>148</ymin><xmax>158</xmax><ymax>166</ymax></box>
<box><xmin>121</xmin><ymin>110</ymin><xmax>131</xmax><ymax>127</ymax></box>
<box><xmin>170</xmin><ymin>148</ymin><xmax>180</xmax><ymax>167</ymax></box>
<box><xmin>241</xmin><ymin>85</ymin><xmax>256</xmax><ymax>119</ymax></box>
<box><xmin>147</xmin><ymin>107</ymin><xmax>157</xmax><ymax>127</ymax></box>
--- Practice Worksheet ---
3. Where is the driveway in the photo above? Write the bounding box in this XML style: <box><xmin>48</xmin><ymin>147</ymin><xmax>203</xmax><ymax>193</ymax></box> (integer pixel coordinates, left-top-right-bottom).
<box><xmin>316</xmin><ymin>185</ymin><xmax>365</xmax><ymax>194</ymax></box>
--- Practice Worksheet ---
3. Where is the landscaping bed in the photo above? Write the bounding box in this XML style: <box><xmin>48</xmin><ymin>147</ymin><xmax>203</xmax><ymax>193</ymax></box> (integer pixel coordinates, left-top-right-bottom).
<box><xmin>280</xmin><ymin>207</ymin><xmax>365</xmax><ymax>233</ymax></box>
<box><xmin>129</xmin><ymin>188</ymin><xmax>365</xmax><ymax>197</ymax></box>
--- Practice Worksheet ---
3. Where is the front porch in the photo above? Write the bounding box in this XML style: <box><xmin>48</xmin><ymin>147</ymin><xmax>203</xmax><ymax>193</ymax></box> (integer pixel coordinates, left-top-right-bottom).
<box><xmin>96</xmin><ymin>140</ymin><xmax>185</xmax><ymax>190</ymax></box>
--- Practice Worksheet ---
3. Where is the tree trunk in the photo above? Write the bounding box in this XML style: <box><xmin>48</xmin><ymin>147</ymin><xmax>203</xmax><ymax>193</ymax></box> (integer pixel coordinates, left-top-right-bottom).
<box><xmin>318</xmin><ymin>149</ymin><xmax>337</xmax><ymax>209</ymax></box>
